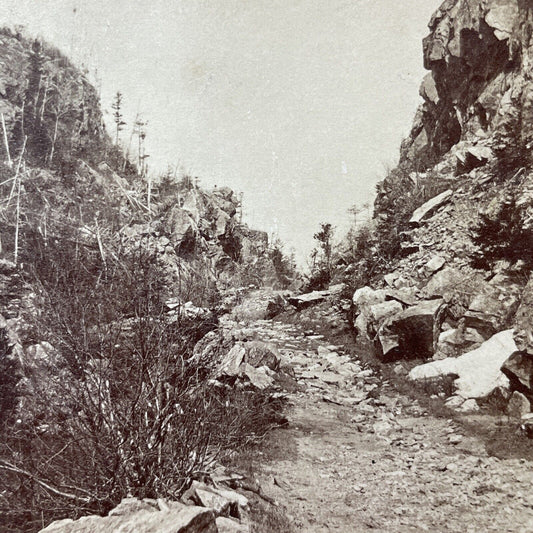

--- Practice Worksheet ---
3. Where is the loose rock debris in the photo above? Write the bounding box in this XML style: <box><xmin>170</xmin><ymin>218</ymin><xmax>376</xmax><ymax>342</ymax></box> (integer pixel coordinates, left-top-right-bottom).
<box><xmin>228</xmin><ymin>308</ymin><xmax>533</xmax><ymax>533</ymax></box>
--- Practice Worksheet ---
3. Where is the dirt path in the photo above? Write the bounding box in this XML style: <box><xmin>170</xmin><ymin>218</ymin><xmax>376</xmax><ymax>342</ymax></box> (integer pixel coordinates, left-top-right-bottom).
<box><xmin>227</xmin><ymin>313</ymin><xmax>533</xmax><ymax>533</ymax></box>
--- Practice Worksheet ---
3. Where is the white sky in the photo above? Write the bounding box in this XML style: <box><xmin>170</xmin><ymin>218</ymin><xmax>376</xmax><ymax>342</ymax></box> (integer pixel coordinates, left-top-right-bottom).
<box><xmin>2</xmin><ymin>0</ymin><xmax>442</xmax><ymax>265</ymax></box>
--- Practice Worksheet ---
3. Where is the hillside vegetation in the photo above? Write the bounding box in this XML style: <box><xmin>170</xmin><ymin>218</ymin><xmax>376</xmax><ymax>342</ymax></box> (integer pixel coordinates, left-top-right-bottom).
<box><xmin>0</xmin><ymin>28</ymin><xmax>297</xmax><ymax>532</ymax></box>
<box><xmin>333</xmin><ymin>0</ymin><xmax>533</xmax><ymax>420</ymax></box>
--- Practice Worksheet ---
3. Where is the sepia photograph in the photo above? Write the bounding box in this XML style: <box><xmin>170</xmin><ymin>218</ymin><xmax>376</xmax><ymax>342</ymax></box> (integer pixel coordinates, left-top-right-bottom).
<box><xmin>0</xmin><ymin>1</ymin><xmax>532</xmax><ymax>531</ymax></box>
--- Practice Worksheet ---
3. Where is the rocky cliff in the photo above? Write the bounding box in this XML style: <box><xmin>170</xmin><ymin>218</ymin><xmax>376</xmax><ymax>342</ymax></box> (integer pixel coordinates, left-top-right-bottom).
<box><xmin>400</xmin><ymin>0</ymin><xmax>532</xmax><ymax>167</ymax></box>
<box><xmin>0</xmin><ymin>28</ymin><xmax>294</xmax><ymax>308</ymax></box>
<box><xmin>353</xmin><ymin>0</ymin><xmax>533</xmax><ymax>415</ymax></box>
<box><xmin>0</xmin><ymin>29</ymin><xmax>296</xmax><ymax>533</ymax></box>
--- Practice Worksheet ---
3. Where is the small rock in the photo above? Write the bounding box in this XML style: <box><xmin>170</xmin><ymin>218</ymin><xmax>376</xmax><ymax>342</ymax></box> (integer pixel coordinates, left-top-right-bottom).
<box><xmin>393</xmin><ymin>363</ymin><xmax>407</xmax><ymax>376</ymax></box>
<box><xmin>425</xmin><ymin>255</ymin><xmax>446</xmax><ymax>273</ymax></box>
<box><xmin>457</xmin><ymin>398</ymin><xmax>479</xmax><ymax>412</ymax></box>
<box><xmin>373</xmin><ymin>421</ymin><xmax>394</xmax><ymax>436</ymax></box>
<box><xmin>448</xmin><ymin>434</ymin><xmax>463</xmax><ymax>445</ymax></box>
<box><xmin>507</xmin><ymin>391</ymin><xmax>531</xmax><ymax>419</ymax></box>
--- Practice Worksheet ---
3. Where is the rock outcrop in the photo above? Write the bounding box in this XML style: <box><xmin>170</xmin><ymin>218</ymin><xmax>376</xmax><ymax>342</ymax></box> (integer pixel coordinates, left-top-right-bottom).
<box><xmin>362</xmin><ymin>0</ymin><xmax>533</xmax><ymax>352</ymax></box>
<box><xmin>39</xmin><ymin>488</ymin><xmax>253</xmax><ymax>533</ymax></box>
<box><xmin>348</xmin><ymin>1</ymin><xmax>533</xmax><ymax>425</ymax></box>
<box><xmin>401</xmin><ymin>0</ymin><xmax>530</xmax><ymax>167</ymax></box>
<box><xmin>409</xmin><ymin>329</ymin><xmax>516</xmax><ymax>400</ymax></box>
<box><xmin>40</xmin><ymin>503</ymin><xmax>217</xmax><ymax>533</ymax></box>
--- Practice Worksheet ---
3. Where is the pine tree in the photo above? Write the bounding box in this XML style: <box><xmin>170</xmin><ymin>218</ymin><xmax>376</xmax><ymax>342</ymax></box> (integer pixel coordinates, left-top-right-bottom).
<box><xmin>22</xmin><ymin>39</ymin><xmax>49</xmax><ymax>162</ymax></box>
<box><xmin>111</xmin><ymin>91</ymin><xmax>126</xmax><ymax>145</ymax></box>
<box><xmin>133</xmin><ymin>115</ymin><xmax>149</xmax><ymax>177</ymax></box>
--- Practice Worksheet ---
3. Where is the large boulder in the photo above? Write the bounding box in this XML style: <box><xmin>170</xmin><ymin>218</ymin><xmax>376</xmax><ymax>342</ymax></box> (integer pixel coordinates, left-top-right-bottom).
<box><xmin>464</xmin><ymin>274</ymin><xmax>522</xmax><ymax>337</ymax></box>
<box><xmin>352</xmin><ymin>286</ymin><xmax>386</xmax><ymax>339</ymax></box>
<box><xmin>244</xmin><ymin>341</ymin><xmax>280</xmax><ymax>371</ymax></box>
<box><xmin>409</xmin><ymin>329</ymin><xmax>516</xmax><ymax>399</ymax></box>
<box><xmin>377</xmin><ymin>299</ymin><xmax>446</xmax><ymax>359</ymax></box>
<box><xmin>215</xmin><ymin>340</ymin><xmax>279</xmax><ymax>389</ymax></box>
<box><xmin>289</xmin><ymin>284</ymin><xmax>344</xmax><ymax>310</ymax></box>
<box><xmin>40</xmin><ymin>500</ymin><xmax>217</xmax><ymax>533</ymax></box>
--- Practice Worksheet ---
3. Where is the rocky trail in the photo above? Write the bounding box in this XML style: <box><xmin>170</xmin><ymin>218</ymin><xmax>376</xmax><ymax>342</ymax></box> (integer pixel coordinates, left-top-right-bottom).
<box><xmin>224</xmin><ymin>302</ymin><xmax>533</xmax><ymax>533</ymax></box>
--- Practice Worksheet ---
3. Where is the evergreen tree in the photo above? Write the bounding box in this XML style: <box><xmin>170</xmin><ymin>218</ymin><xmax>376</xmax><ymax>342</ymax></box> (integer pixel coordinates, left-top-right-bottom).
<box><xmin>111</xmin><ymin>91</ymin><xmax>126</xmax><ymax>145</ymax></box>
<box><xmin>21</xmin><ymin>39</ymin><xmax>49</xmax><ymax>162</ymax></box>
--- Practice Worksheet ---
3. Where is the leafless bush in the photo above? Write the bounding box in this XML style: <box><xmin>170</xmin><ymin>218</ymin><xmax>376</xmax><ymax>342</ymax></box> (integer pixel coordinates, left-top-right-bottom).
<box><xmin>0</xmin><ymin>232</ymin><xmax>284</xmax><ymax>532</ymax></box>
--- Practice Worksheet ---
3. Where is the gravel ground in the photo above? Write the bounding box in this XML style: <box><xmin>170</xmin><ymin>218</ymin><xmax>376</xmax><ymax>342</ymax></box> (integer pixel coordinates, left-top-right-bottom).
<box><xmin>226</xmin><ymin>303</ymin><xmax>533</xmax><ymax>533</ymax></box>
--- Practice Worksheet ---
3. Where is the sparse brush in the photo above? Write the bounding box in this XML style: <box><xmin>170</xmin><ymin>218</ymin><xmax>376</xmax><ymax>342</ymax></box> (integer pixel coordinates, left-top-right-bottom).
<box><xmin>0</xmin><ymin>233</ymin><xmax>285</xmax><ymax>532</ymax></box>
<box><xmin>470</xmin><ymin>189</ymin><xmax>533</xmax><ymax>269</ymax></box>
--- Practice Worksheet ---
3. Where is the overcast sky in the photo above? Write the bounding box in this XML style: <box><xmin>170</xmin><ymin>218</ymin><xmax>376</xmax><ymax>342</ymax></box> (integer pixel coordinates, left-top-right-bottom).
<box><xmin>2</xmin><ymin>0</ymin><xmax>442</xmax><ymax>265</ymax></box>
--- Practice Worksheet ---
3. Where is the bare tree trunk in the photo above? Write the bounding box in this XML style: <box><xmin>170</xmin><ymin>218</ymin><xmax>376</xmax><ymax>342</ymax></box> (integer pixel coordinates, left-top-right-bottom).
<box><xmin>8</xmin><ymin>135</ymin><xmax>27</xmax><ymax>207</ymax></box>
<box><xmin>48</xmin><ymin>113</ymin><xmax>59</xmax><ymax>165</ymax></box>
<box><xmin>12</xmin><ymin>136</ymin><xmax>27</xmax><ymax>266</ymax></box>
<box><xmin>40</xmin><ymin>79</ymin><xmax>49</xmax><ymax>123</ymax></box>
<box><xmin>14</xmin><ymin>163</ymin><xmax>22</xmax><ymax>266</ymax></box>
<box><xmin>1</xmin><ymin>113</ymin><xmax>12</xmax><ymax>167</ymax></box>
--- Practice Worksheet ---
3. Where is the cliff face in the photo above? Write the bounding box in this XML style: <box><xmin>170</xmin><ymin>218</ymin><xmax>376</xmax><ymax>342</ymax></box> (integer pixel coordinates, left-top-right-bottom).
<box><xmin>401</xmin><ymin>0</ymin><xmax>533</xmax><ymax>166</ymax></box>
<box><xmin>354</xmin><ymin>0</ymin><xmax>533</xmax><ymax>412</ymax></box>
<box><xmin>374</xmin><ymin>0</ymin><xmax>533</xmax><ymax>280</ymax></box>
<box><xmin>0</xmin><ymin>28</ymin><xmax>289</xmax><ymax>309</ymax></box>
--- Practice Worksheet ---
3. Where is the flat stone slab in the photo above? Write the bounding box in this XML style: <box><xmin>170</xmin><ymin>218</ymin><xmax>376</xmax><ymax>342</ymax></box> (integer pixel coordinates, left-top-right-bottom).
<box><xmin>410</xmin><ymin>190</ymin><xmax>453</xmax><ymax>225</ymax></box>
<box><xmin>409</xmin><ymin>329</ymin><xmax>515</xmax><ymax>399</ymax></box>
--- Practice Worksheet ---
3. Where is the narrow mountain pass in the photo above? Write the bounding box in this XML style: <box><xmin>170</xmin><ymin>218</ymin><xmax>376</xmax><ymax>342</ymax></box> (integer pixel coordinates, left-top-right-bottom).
<box><xmin>224</xmin><ymin>302</ymin><xmax>533</xmax><ymax>533</ymax></box>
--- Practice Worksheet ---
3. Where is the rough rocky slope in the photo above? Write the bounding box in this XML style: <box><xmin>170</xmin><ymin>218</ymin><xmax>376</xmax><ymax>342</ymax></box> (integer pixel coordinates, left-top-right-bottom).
<box><xmin>0</xmin><ymin>27</ymin><xmax>288</xmax><ymax>300</ymax></box>
<box><xmin>351</xmin><ymin>0</ymin><xmax>533</xmax><ymax>418</ymax></box>
<box><xmin>0</xmin><ymin>29</ymin><xmax>296</xmax><ymax>532</ymax></box>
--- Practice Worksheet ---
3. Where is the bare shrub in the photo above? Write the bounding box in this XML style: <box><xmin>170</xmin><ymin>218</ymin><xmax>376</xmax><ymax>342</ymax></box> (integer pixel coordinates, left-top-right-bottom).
<box><xmin>0</xmin><ymin>231</ymin><xmax>284</xmax><ymax>532</ymax></box>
